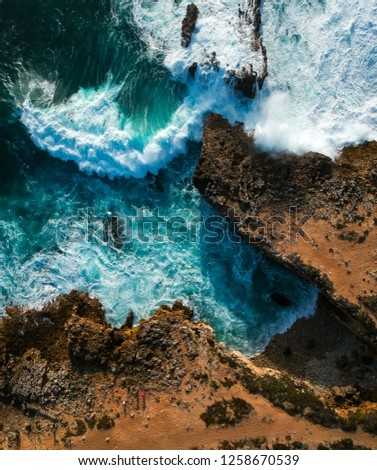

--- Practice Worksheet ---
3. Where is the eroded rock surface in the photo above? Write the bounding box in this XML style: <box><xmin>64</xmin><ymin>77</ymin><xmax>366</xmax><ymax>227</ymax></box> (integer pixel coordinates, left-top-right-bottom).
<box><xmin>181</xmin><ymin>4</ymin><xmax>199</xmax><ymax>48</ymax></box>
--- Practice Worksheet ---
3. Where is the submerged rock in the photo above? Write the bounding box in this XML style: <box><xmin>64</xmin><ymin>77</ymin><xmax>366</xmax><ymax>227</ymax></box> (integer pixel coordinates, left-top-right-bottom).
<box><xmin>270</xmin><ymin>293</ymin><xmax>292</xmax><ymax>308</ymax></box>
<box><xmin>188</xmin><ymin>62</ymin><xmax>198</xmax><ymax>78</ymax></box>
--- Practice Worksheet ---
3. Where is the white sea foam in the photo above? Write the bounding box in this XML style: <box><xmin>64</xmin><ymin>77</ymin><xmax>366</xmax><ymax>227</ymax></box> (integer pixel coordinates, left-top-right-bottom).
<box><xmin>131</xmin><ymin>0</ymin><xmax>263</xmax><ymax>74</ymax></box>
<box><xmin>0</xmin><ymin>187</ymin><xmax>318</xmax><ymax>355</ymax></box>
<box><xmin>20</xmin><ymin>79</ymin><xmax>197</xmax><ymax>178</ymax></box>
<box><xmin>19</xmin><ymin>0</ymin><xmax>263</xmax><ymax>178</ymax></box>
<box><xmin>132</xmin><ymin>0</ymin><xmax>377</xmax><ymax>157</ymax></box>
<box><xmin>254</xmin><ymin>0</ymin><xmax>377</xmax><ymax>156</ymax></box>
<box><xmin>20</xmin><ymin>68</ymin><xmax>253</xmax><ymax>178</ymax></box>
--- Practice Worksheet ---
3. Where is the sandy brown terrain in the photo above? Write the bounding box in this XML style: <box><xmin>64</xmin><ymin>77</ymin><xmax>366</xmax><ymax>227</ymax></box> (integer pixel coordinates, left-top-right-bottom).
<box><xmin>3</xmin><ymin>385</ymin><xmax>377</xmax><ymax>451</ymax></box>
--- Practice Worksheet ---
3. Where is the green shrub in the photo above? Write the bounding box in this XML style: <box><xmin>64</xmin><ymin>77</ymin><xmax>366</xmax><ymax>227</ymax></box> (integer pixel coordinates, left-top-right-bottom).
<box><xmin>200</xmin><ymin>397</ymin><xmax>254</xmax><ymax>427</ymax></box>
<box><xmin>97</xmin><ymin>415</ymin><xmax>114</xmax><ymax>430</ymax></box>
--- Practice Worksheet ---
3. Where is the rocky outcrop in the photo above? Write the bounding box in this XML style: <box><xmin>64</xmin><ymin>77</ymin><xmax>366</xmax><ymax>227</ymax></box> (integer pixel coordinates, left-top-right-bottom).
<box><xmin>2</xmin><ymin>290</ymin><xmax>377</xmax><ymax>448</ymax></box>
<box><xmin>181</xmin><ymin>4</ymin><xmax>199</xmax><ymax>48</ymax></box>
<box><xmin>9</xmin><ymin>349</ymin><xmax>48</xmax><ymax>403</ymax></box>
<box><xmin>0</xmin><ymin>292</ymin><xmax>202</xmax><ymax>401</ymax></box>
<box><xmin>188</xmin><ymin>62</ymin><xmax>198</xmax><ymax>78</ymax></box>
<box><xmin>66</xmin><ymin>314</ymin><xmax>116</xmax><ymax>366</ymax></box>
<box><xmin>226</xmin><ymin>64</ymin><xmax>258</xmax><ymax>99</ymax></box>
<box><xmin>236</xmin><ymin>0</ymin><xmax>268</xmax><ymax>94</ymax></box>
<box><xmin>258</xmin><ymin>43</ymin><xmax>268</xmax><ymax>90</ymax></box>
<box><xmin>181</xmin><ymin>2</ymin><xmax>268</xmax><ymax>96</ymax></box>
<box><xmin>0</xmin><ymin>292</ymin><xmax>228</xmax><ymax>412</ymax></box>
<box><xmin>193</xmin><ymin>113</ymin><xmax>377</xmax><ymax>348</ymax></box>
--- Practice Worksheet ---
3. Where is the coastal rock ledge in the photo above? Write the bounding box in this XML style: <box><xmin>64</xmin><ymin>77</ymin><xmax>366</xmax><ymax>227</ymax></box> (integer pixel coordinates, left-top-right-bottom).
<box><xmin>193</xmin><ymin>113</ymin><xmax>377</xmax><ymax>349</ymax></box>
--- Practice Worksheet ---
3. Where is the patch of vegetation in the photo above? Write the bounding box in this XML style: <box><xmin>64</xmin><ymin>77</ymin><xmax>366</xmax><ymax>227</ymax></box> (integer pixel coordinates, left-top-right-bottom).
<box><xmin>318</xmin><ymin>439</ymin><xmax>370</xmax><ymax>450</ymax></box>
<box><xmin>338</xmin><ymin>230</ymin><xmax>359</xmax><ymax>242</ymax></box>
<box><xmin>257</xmin><ymin>374</ymin><xmax>338</xmax><ymax>427</ymax></box>
<box><xmin>237</xmin><ymin>367</ymin><xmax>340</xmax><ymax>428</ymax></box>
<box><xmin>85</xmin><ymin>416</ymin><xmax>96</xmax><ymax>430</ymax></box>
<box><xmin>219</xmin><ymin>436</ymin><xmax>267</xmax><ymax>450</ymax></box>
<box><xmin>200</xmin><ymin>397</ymin><xmax>254</xmax><ymax>428</ymax></box>
<box><xmin>362</xmin><ymin>296</ymin><xmax>377</xmax><ymax>314</ymax></box>
<box><xmin>210</xmin><ymin>380</ymin><xmax>220</xmax><ymax>390</ymax></box>
<box><xmin>219</xmin><ymin>438</ymin><xmax>309</xmax><ymax>450</ymax></box>
<box><xmin>62</xmin><ymin>430</ymin><xmax>74</xmax><ymax>444</ymax></box>
<box><xmin>61</xmin><ymin>419</ymin><xmax>87</xmax><ymax>442</ymax></box>
<box><xmin>346</xmin><ymin>410</ymin><xmax>377</xmax><ymax>435</ymax></box>
<box><xmin>221</xmin><ymin>437</ymin><xmax>371</xmax><ymax>451</ymax></box>
<box><xmin>220</xmin><ymin>377</ymin><xmax>237</xmax><ymax>389</ymax></box>
<box><xmin>75</xmin><ymin>420</ymin><xmax>87</xmax><ymax>436</ymax></box>
<box><xmin>335</xmin><ymin>220</ymin><xmax>345</xmax><ymax>230</ymax></box>
<box><xmin>272</xmin><ymin>442</ymin><xmax>308</xmax><ymax>450</ymax></box>
<box><xmin>96</xmin><ymin>415</ymin><xmax>115</xmax><ymax>431</ymax></box>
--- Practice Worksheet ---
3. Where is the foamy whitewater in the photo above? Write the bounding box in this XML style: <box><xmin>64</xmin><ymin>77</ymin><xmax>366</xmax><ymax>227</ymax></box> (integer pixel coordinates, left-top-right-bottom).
<box><xmin>1</xmin><ymin>0</ymin><xmax>375</xmax><ymax>354</ymax></box>
<box><xmin>20</xmin><ymin>0</ymin><xmax>377</xmax><ymax>177</ymax></box>
<box><xmin>255</xmin><ymin>0</ymin><xmax>377</xmax><ymax>155</ymax></box>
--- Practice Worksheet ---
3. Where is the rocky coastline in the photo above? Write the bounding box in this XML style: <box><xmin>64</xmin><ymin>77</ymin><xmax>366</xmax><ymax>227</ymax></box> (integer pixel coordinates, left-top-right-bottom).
<box><xmin>1</xmin><ymin>1</ymin><xmax>377</xmax><ymax>452</ymax></box>
<box><xmin>2</xmin><ymin>117</ymin><xmax>377</xmax><ymax>450</ymax></box>
<box><xmin>1</xmin><ymin>290</ymin><xmax>377</xmax><ymax>450</ymax></box>
<box><xmin>193</xmin><ymin>113</ymin><xmax>377</xmax><ymax>350</ymax></box>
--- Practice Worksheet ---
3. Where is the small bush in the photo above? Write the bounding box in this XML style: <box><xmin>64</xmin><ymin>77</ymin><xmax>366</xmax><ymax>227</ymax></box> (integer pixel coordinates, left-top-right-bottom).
<box><xmin>220</xmin><ymin>378</ymin><xmax>237</xmax><ymax>389</ymax></box>
<box><xmin>75</xmin><ymin>420</ymin><xmax>87</xmax><ymax>436</ymax></box>
<box><xmin>218</xmin><ymin>436</ymin><xmax>267</xmax><ymax>450</ymax></box>
<box><xmin>346</xmin><ymin>410</ymin><xmax>377</xmax><ymax>435</ymax></box>
<box><xmin>329</xmin><ymin>438</ymin><xmax>370</xmax><ymax>450</ymax></box>
<box><xmin>201</xmin><ymin>397</ymin><xmax>254</xmax><ymax>427</ymax></box>
<box><xmin>85</xmin><ymin>416</ymin><xmax>96</xmax><ymax>430</ymax></box>
<box><xmin>97</xmin><ymin>415</ymin><xmax>114</xmax><ymax>430</ymax></box>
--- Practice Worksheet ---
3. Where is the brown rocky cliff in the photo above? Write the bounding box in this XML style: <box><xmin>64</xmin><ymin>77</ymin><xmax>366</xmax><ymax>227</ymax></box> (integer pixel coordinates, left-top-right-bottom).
<box><xmin>193</xmin><ymin>113</ymin><xmax>377</xmax><ymax>348</ymax></box>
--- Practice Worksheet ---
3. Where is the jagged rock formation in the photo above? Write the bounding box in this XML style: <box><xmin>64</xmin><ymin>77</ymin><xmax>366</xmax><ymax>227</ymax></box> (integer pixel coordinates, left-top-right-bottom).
<box><xmin>193</xmin><ymin>113</ymin><xmax>377</xmax><ymax>349</ymax></box>
<box><xmin>235</xmin><ymin>0</ymin><xmax>268</xmax><ymax>94</ymax></box>
<box><xmin>181</xmin><ymin>1</ymin><xmax>268</xmax><ymax>98</ymax></box>
<box><xmin>0</xmin><ymin>291</ymin><xmax>199</xmax><ymax>400</ymax></box>
<box><xmin>226</xmin><ymin>64</ymin><xmax>258</xmax><ymax>99</ymax></box>
<box><xmin>181</xmin><ymin>4</ymin><xmax>199</xmax><ymax>48</ymax></box>
<box><xmin>188</xmin><ymin>61</ymin><xmax>198</xmax><ymax>78</ymax></box>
